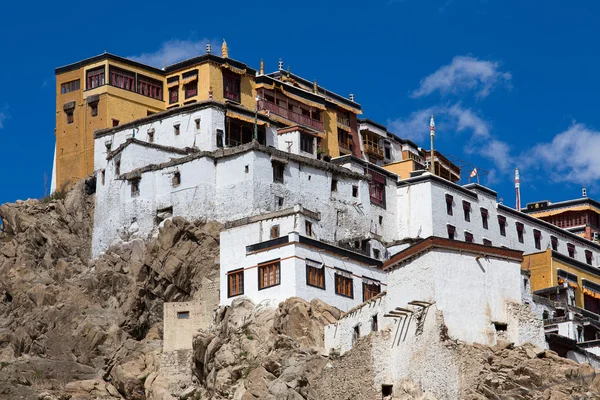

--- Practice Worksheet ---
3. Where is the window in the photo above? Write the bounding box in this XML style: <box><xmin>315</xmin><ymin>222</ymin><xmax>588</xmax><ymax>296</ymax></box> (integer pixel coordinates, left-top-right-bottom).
<box><xmin>90</xmin><ymin>103</ymin><xmax>98</xmax><ymax>117</ymax></box>
<box><xmin>148</xmin><ymin>130</ymin><xmax>154</xmax><ymax>143</ymax></box>
<box><xmin>65</xmin><ymin>108</ymin><xmax>74</xmax><ymax>124</ymax></box>
<box><xmin>174</xmin><ymin>124</ymin><xmax>180</xmax><ymax>135</ymax></box>
<box><xmin>331</xmin><ymin>179</ymin><xmax>338</xmax><ymax>193</ymax></box>
<box><xmin>498</xmin><ymin>216</ymin><xmax>506</xmax><ymax>236</ymax></box>
<box><xmin>465</xmin><ymin>231</ymin><xmax>474</xmax><ymax>243</ymax></box>
<box><xmin>137</xmin><ymin>74</ymin><xmax>163</xmax><ymax>100</ymax></box>
<box><xmin>463</xmin><ymin>201</ymin><xmax>471</xmax><ymax>222</ymax></box>
<box><xmin>373</xmin><ymin>249</ymin><xmax>381</xmax><ymax>259</ymax></box>
<box><xmin>551</xmin><ymin>236</ymin><xmax>558</xmax><ymax>251</ymax></box>
<box><xmin>305</xmin><ymin>221</ymin><xmax>313</xmax><ymax>237</ymax></box>
<box><xmin>172</xmin><ymin>172</ymin><xmax>181</xmax><ymax>187</ymax></box>
<box><xmin>275</xmin><ymin>196</ymin><xmax>284</xmax><ymax>209</ymax></box>
<box><xmin>371</xmin><ymin>315</ymin><xmax>378</xmax><ymax>332</ymax></box>
<box><xmin>352</xmin><ymin>325</ymin><xmax>359</xmax><ymax>344</ymax></box>
<box><xmin>195</xmin><ymin>118</ymin><xmax>201</xmax><ymax>130</ymax></box>
<box><xmin>516</xmin><ymin>222</ymin><xmax>524</xmax><ymax>243</ymax></box>
<box><xmin>216</xmin><ymin>129</ymin><xmax>224</xmax><ymax>148</ymax></box>
<box><xmin>258</xmin><ymin>261</ymin><xmax>280</xmax><ymax>290</ymax></box>
<box><xmin>300</xmin><ymin>134</ymin><xmax>314</xmax><ymax>153</ymax></box>
<box><xmin>86</xmin><ymin>66</ymin><xmax>105</xmax><ymax>89</ymax></box>
<box><xmin>169</xmin><ymin>86</ymin><xmax>179</xmax><ymax>104</ymax></box>
<box><xmin>379</xmin><ymin>215</ymin><xmax>383</xmax><ymax>225</ymax></box>
<box><xmin>568</xmin><ymin>243</ymin><xmax>575</xmax><ymax>258</ymax></box>
<box><xmin>335</xmin><ymin>270</ymin><xmax>354</xmax><ymax>298</ymax></box>
<box><xmin>245</xmin><ymin>165</ymin><xmax>249</xmax><ymax>174</ymax></box>
<box><xmin>182</xmin><ymin>70</ymin><xmax>198</xmax><ymax>99</ymax></box>
<box><xmin>176</xmin><ymin>311</ymin><xmax>189</xmax><ymax>319</ymax></box>
<box><xmin>483</xmin><ymin>238</ymin><xmax>492</xmax><ymax>246</ymax></box>
<box><xmin>384</xmin><ymin>145</ymin><xmax>391</xmax><ymax>160</ymax></box>
<box><xmin>368</xmin><ymin>170</ymin><xmax>386</xmax><ymax>207</ymax></box>
<box><xmin>130</xmin><ymin>179</ymin><xmax>140</xmax><ymax>196</ymax></box>
<box><xmin>61</xmin><ymin>79</ymin><xmax>80</xmax><ymax>94</ymax></box>
<box><xmin>445</xmin><ymin>194</ymin><xmax>453</xmax><ymax>216</ymax></box>
<box><xmin>447</xmin><ymin>225</ymin><xmax>456</xmax><ymax>240</ymax></box>
<box><xmin>101</xmin><ymin>170</ymin><xmax>105</xmax><ymax>185</ymax></box>
<box><xmin>228</xmin><ymin>269</ymin><xmax>244</xmax><ymax>297</ymax></box>
<box><xmin>306</xmin><ymin>259</ymin><xmax>325</xmax><ymax>289</ymax></box>
<box><xmin>352</xmin><ymin>185</ymin><xmax>358</xmax><ymax>197</ymax></box>
<box><xmin>481</xmin><ymin>208</ymin><xmax>488</xmax><ymax>229</ymax></box>
<box><xmin>115</xmin><ymin>160</ymin><xmax>121</xmax><ymax>175</ymax></box>
<box><xmin>363</xmin><ymin>279</ymin><xmax>381</xmax><ymax>301</ymax></box>
<box><xmin>112</xmin><ymin>119</ymin><xmax>120</xmax><ymax>127</ymax></box>
<box><xmin>223</xmin><ymin>71</ymin><xmax>241</xmax><ymax>102</ymax></box>
<box><xmin>273</xmin><ymin>161</ymin><xmax>285</xmax><ymax>183</ymax></box>
<box><xmin>270</xmin><ymin>225</ymin><xmax>280</xmax><ymax>239</ymax></box>
<box><xmin>109</xmin><ymin>66</ymin><xmax>135</xmax><ymax>92</ymax></box>
<box><xmin>534</xmin><ymin>229</ymin><xmax>541</xmax><ymax>250</ymax></box>
<box><xmin>586</xmin><ymin>250</ymin><xmax>593</xmax><ymax>265</ymax></box>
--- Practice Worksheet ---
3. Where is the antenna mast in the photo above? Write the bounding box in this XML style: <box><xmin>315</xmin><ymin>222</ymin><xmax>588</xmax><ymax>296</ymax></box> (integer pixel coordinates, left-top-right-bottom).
<box><xmin>429</xmin><ymin>115</ymin><xmax>435</xmax><ymax>175</ymax></box>
<box><xmin>515</xmin><ymin>168</ymin><xmax>521</xmax><ymax>211</ymax></box>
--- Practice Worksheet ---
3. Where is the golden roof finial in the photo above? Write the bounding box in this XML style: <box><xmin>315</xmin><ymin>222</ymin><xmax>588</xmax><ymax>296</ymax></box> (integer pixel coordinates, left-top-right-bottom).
<box><xmin>260</xmin><ymin>58</ymin><xmax>265</xmax><ymax>75</ymax></box>
<box><xmin>221</xmin><ymin>39</ymin><xmax>228</xmax><ymax>58</ymax></box>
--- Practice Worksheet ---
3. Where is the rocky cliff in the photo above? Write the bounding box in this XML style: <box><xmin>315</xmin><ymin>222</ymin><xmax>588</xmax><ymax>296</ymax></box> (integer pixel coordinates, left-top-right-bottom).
<box><xmin>1</xmin><ymin>183</ymin><xmax>600</xmax><ymax>400</ymax></box>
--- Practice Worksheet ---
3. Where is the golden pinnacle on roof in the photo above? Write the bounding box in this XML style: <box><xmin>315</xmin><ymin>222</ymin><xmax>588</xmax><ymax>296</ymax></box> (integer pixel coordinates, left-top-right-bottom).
<box><xmin>221</xmin><ymin>39</ymin><xmax>228</xmax><ymax>59</ymax></box>
<box><xmin>260</xmin><ymin>59</ymin><xmax>265</xmax><ymax>75</ymax></box>
<box><xmin>313</xmin><ymin>80</ymin><xmax>318</xmax><ymax>94</ymax></box>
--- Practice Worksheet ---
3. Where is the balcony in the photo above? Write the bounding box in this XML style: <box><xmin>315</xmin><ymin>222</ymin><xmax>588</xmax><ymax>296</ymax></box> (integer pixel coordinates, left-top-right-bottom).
<box><xmin>337</xmin><ymin>114</ymin><xmax>350</xmax><ymax>128</ymax></box>
<box><xmin>261</xmin><ymin>100</ymin><xmax>324</xmax><ymax>131</ymax></box>
<box><xmin>363</xmin><ymin>143</ymin><xmax>384</xmax><ymax>159</ymax></box>
<box><xmin>338</xmin><ymin>140</ymin><xmax>353</xmax><ymax>154</ymax></box>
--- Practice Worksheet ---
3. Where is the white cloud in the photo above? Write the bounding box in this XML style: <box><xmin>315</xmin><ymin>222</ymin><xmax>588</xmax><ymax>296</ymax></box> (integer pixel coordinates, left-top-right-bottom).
<box><xmin>129</xmin><ymin>38</ymin><xmax>220</xmax><ymax>68</ymax></box>
<box><xmin>0</xmin><ymin>109</ymin><xmax>8</xmax><ymax>129</ymax></box>
<box><xmin>411</xmin><ymin>56</ymin><xmax>511</xmax><ymax>99</ymax></box>
<box><xmin>387</xmin><ymin>107</ymin><xmax>437</xmax><ymax>142</ymax></box>
<box><xmin>527</xmin><ymin>123</ymin><xmax>600</xmax><ymax>185</ymax></box>
<box><xmin>447</xmin><ymin>104</ymin><xmax>489</xmax><ymax>137</ymax></box>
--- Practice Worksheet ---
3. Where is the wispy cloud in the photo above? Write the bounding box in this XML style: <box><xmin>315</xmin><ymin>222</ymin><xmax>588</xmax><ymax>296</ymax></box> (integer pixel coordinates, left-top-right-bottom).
<box><xmin>525</xmin><ymin>122</ymin><xmax>600</xmax><ymax>185</ymax></box>
<box><xmin>0</xmin><ymin>108</ymin><xmax>8</xmax><ymax>129</ymax></box>
<box><xmin>129</xmin><ymin>38</ymin><xmax>220</xmax><ymax>68</ymax></box>
<box><xmin>387</xmin><ymin>107</ymin><xmax>437</xmax><ymax>142</ymax></box>
<box><xmin>411</xmin><ymin>56</ymin><xmax>511</xmax><ymax>99</ymax></box>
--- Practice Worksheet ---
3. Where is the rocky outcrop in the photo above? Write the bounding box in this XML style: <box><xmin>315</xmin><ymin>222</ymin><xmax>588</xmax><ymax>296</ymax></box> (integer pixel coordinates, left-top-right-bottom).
<box><xmin>0</xmin><ymin>182</ymin><xmax>221</xmax><ymax>400</ymax></box>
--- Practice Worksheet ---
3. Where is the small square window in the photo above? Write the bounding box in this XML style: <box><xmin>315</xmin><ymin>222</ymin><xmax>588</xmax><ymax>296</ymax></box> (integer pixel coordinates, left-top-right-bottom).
<box><xmin>273</xmin><ymin>161</ymin><xmax>285</xmax><ymax>183</ymax></box>
<box><xmin>352</xmin><ymin>185</ymin><xmax>358</xmax><ymax>197</ymax></box>
<box><xmin>245</xmin><ymin>165</ymin><xmax>249</xmax><ymax>174</ymax></box>
<box><xmin>148</xmin><ymin>132</ymin><xmax>154</xmax><ymax>143</ymax></box>
<box><xmin>112</xmin><ymin>119</ymin><xmax>119</xmax><ymax>127</ymax></box>
<box><xmin>331</xmin><ymin>179</ymin><xmax>338</xmax><ymax>193</ymax></box>
<box><xmin>131</xmin><ymin>179</ymin><xmax>140</xmax><ymax>196</ymax></box>
<box><xmin>270</xmin><ymin>225</ymin><xmax>280</xmax><ymax>239</ymax></box>
<box><xmin>276</xmin><ymin>196</ymin><xmax>284</xmax><ymax>209</ymax></box>
<box><xmin>174</xmin><ymin>124</ymin><xmax>180</xmax><ymax>135</ymax></box>
<box><xmin>373</xmin><ymin>249</ymin><xmax>381</xmax><ymax>259</ymax></box>
<box><xmin>172</xmin><ymin>172</ymin><xmax>181</xmax><ymax>187</ymax></box>
<box><xmin>447</xmin><ymin>225</ymin><xmax>455</xmax><ymax>240</ymax></box>
<box><xmin>90</xmin><ymin>103</ymin><xmax>98</xmax><ymax>117</ymax></box>
<box><xmin>305</xmin><ymin>221</ymin><xmax>313</xmax><ymax>237</ymax></box>
<box><xmin>66</xmin><ymin>109</ymin><xmax>74</xmax><ymax>124</ymax></box>
<box><xmin>379</xmin><ymin>215</ymin><xmax>383</xmax><ymax>225</ymax></box>
<box><xmin>195</xmin><ymin>118</ymin><xmax>200</xmax><ymax>130</ymax></box>
<box><xmin>465</xmin><ymin>231</ymin><xmax>474</xmax><ymax>243</ymax></box>
<box><xmin>483</xmin><ymin>238</ymin><xmax>492</xmax><ymax>246</ymax></box>
<box><xmin>177</xmin><ymin>311</ymin><xmax>189</xmax><ymax>319</ymax></box>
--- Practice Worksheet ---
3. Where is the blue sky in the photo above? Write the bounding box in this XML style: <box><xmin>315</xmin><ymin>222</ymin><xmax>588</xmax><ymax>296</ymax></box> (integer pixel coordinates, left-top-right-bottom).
<box><xmin>1</xmin><ymin>0</ymin><xmax>599</xmax><ymax>207</ymax></box>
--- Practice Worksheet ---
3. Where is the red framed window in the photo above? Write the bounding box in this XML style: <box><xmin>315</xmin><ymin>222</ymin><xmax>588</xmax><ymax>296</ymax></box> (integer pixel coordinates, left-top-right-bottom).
<box><xmin>567</xmin><ymin>243</ymin><xmax>575</xmax><ymax>258</ymax></box>
<box><xmin>258</xmin><ymin>261</ymin><xmax>280</xmax><ymax>290</ymax></box>
<box><xmin>369</xmin><ymin>170</ymin><xmax>386</xmax><ymax>207</ymax></box>
<box><xmin>498</xmin><ymin>215</ymin><xmax>506</xmax><ymax>236</ymax></box>
<box><xmin>533</xmin><ymin>229</ymin><xmax>541</xmax><ymax>250</ymax></box>
<box><xmin>446</xmin><ymin>194</ymin><xmax>453</xmax><ymax>215</ymax></box>
<box><xmin>169</xmin><ymin>86</ymin><xmax>179</xmax><ymax>104</ymax></box>
<box><xmin>86</xmin><ymin>66</ymin><xmax>105</xmax><ymax>89</ymax></box>
<box><xmin>109</xmin><ymin>66</ymin><xmax>135</xmax><ymax>92</ymax></box>
<box><xmin>465</xmin><ymin>231</ymin><xmax>474</xmax><ymax>243</ymax></box>
<box><xmin>137</xmin><ymin>74</ymin><xmax>163</xmax><ymax>100</ymax></box>
<box><xmin>586</xmin><ymin>250</ymin><xmax>593</xmax><ymax>265</ymax></box>
<box><xmin>516</xmin><ymin>222</ymin><xmax>524</xmax><ymax>243</ymax></box>
<box><xmin>223</xmin><ymin>71</ymin><xmax>241</xmax><ymax>102</ymax></box>
<box><xmin>551</xmin><ymin>236</ymin><xmax>558</xmax><ymax>251</ymax></box>
<box><xmin>363</xmin><ymin>279</ymin><xmax>381</xmax><ymax>302</ymax></box>
<box><xmin>463</xmin><ymin>201</ymin><xmax>471</xmax><ymax>222</ymax></box>
<box><xmin>481</xmin><ymin>208</ymin><xmax>488</xmax><ymax>229</ymax></box>
<box><xmin>447</xmin><ymin>224</ymin><xmax>456</xmax><ymax>240</ymax></box>
<box><xmin>228</xmin><ymin>269</ymin><xmax>244</xmax><ymax>297</ymax></box>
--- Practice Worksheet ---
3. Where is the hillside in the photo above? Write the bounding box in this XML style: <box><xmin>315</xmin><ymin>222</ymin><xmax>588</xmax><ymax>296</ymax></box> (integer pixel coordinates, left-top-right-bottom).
<box><xmin>0</xmin><ymin>183</ymin><xmax>599</xmax><ymax>399</ymax></box>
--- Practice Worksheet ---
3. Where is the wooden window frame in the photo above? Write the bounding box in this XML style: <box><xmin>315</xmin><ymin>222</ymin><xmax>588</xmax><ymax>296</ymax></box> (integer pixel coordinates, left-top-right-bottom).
<box><xmin>447</xmin><ymin>225</ymin><xmax>456</xmax><ymax>240</ymax></box>
<box><xmin>533</xmin><ymin>229</ymin><xmax>541</xmax><ymax>250</ymax></box>
<box><xmin>86</xmin><ymin>66</ymin><xmax>105</xmax><ymax>90</ymax></box>
<box><xmin>516</xmin><ymin>222</ymin><xmax>524</xmax><ymax>243</ymax></box>
<box><xmin>300</xmin><ymin>133</ymin><xmax>314</xmax><ymax>154</ymax></box>
<box><xmin>567</xmin><ymin>243</ymin><xmax>575</xmax><ymax>258</ymax></box>
<box><xmin>363</xmin><ymin>279</ymin><xmax>381</xmax><ymax>302</ymax></box>
<box><xmin>109</xmin><ymin>66</ymin><xmax>135</xmax><ymax>92</ymax></box>
<box><xmin>369</xmin><ymin>170</ymin><xmax>386</xmax><ymax>208</ymax></box>
<box><xmin>551</xmin><ymin>236</ymin><xmax>558</xmax><ymax>251</ymax></box>
<box><xmin>586</xmin><ymin>250</ymin><xmax>593</xmax><ymax>265</ymax></box>
<box><xmin>446</xmin><ymin>194</ymin><xmax>453</xmax><ymax>216</ymax></box>
<box><xmin>481</xmin><ymin>208</ymin><xmax>488</xmax><ymax>229</ymax></box>
<box><xmin>223</xmin><ymin>71</ymin><xmax>241</xmax><ymax>102</ymax></box>
<box><xmin>498</xmin><ymin>216</ymin><xmax>507</xmax><ymax>236</ymax></box>
<box><xmin>270</xmin><ymin>225</ymin><xmax>280</xmax><ymax>239</ymax></box>
<box><xmin>335</xmin><ymin>270</ymin><xmax>354</xmax><ymax>299</ymax></box>
<box><xmin>258</xmin><ymin>260</ymin><xmax>281</xmax><ymax>290</ymax></box>
<box><xmin>228</xmin><ymin>269</ymin><xmax>244</xmax><ymax>297</ymax></box>
<box><xmin>463</xmin><ymin>201</ymin><xmax>471</xmax><ymax>222</ymax></box>
<box><xmin>306</xmin><ymin>259</ymin><xmax>325</xmax><ymax>290</ymax></box>
<box><xmin>65</xmin><ymin>108</ymin><xmax>74</xmax><ymax>124</ymax></box>
<box><xmin>464</xmin><ymin>231</ymin><xmax>474</xmax><ymax>243</ymax></box>
<box><xmin>61</xmin><ymin>79</ymin><xmax>80</xmax><ymax>94</ymax></box>
<box><xmin>273</xmin><ymin>161</ymin><xmax>285</xmax><ymax>183</ymax></box>
<box><xmin>483</xmin><ymin>238</ymin><xmax>492</xmax><ymax>246</ymax></box>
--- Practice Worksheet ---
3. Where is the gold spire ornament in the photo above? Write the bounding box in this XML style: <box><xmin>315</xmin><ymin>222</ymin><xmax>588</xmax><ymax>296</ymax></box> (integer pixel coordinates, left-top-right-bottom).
<box><xmin>260</xmin><ymin>59</ymin><xmax>265</xmax><ymax>75</ymax></box>
<box><xmin>221</xmin><ymin>39</ymin><xmax>228</xmax><ymax>58</ymax></box>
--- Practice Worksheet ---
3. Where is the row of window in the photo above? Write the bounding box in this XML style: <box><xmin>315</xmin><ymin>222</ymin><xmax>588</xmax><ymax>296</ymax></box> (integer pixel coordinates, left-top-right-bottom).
<box><xmin>446</xmin><ymin>221</ymin><xmax>594</xmax><ymax>265</ymax></box>
<box><xmin>227</xmin><ymin>260</ymin><xmax>381</xmax><ymax>301</ymax></box>
<box><xmin>84</xmin><ymin>66</ymin><xmax>163</xmax><ymax>101</ymax></box>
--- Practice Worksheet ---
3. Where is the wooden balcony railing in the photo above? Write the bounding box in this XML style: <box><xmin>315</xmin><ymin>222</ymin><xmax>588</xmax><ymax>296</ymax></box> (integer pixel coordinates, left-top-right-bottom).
<box><xmin>261</xmin><ymin>100</ymin><xmax>324</xmax><ymax>131</ymax></box>
<box><xmin>338</xmin><ymin>140</ymin><xmax>353</xmax><ymax>153</ymax></box>
<box><xmin>363</xmin><ymin>143</ymin><xmax>384</xmax><ymax>159</ymax></box>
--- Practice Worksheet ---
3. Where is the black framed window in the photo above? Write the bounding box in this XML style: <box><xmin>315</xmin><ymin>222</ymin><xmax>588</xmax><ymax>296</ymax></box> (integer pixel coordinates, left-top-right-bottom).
<box><xmin>516</xmin><ymin>222</ymin><xmax>524</xmax><ymax>243</ymax></box>
<box><xmin>463</xmin><ymin>201</ymin><xmax>471</xmax><ymax>222</ymax></box>
<box><xmin>481</xmin><ymin>208</ymin><xmax>488</xmax><ymax>229</ymax></box>
<box><xmin>446</xmin><ymin>194</ymin><xmax>453</xmax><ymax>216</ymax></box>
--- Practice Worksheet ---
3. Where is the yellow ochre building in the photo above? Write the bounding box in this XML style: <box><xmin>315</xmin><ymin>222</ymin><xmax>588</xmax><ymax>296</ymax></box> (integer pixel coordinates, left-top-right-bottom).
<box><xmin>52</xmin><ymin>41</ymin><xmax>370</xmax><ymax>191</ymax></box>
